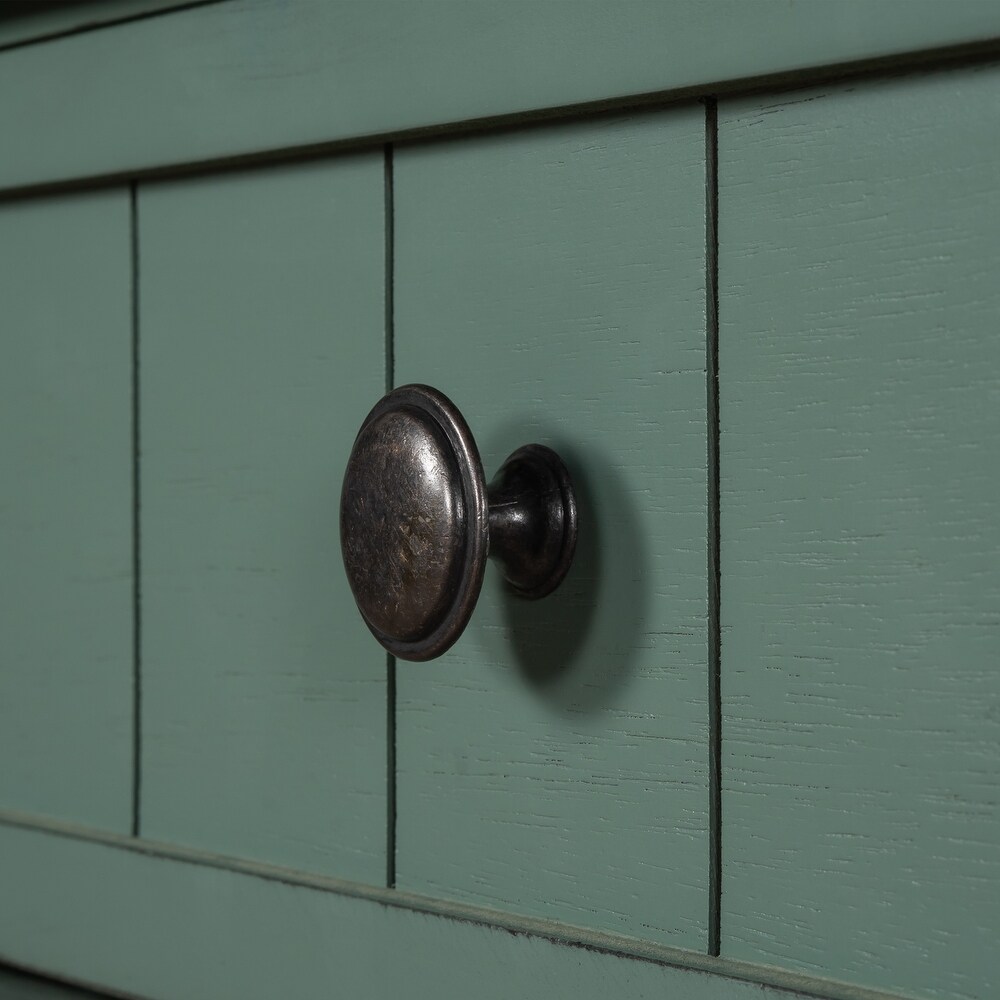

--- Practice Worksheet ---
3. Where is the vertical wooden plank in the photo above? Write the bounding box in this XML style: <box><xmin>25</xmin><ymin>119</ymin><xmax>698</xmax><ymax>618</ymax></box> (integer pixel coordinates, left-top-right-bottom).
<box><xmin>719</xmin><ymin>66</ymin><xmax>1000</xmax><ymax>999</ymax></box>
<box><xmin>393</xmin><ymin>110</ymin><xmax>709</xmax><ymax>946</ymax></box>
<box><xmin>139</xmin><ymin>157</ymin><xmax>387</xmax><ymax>882</ymax></box>
<box><xmin>0</xmin><ymin>192</ymin><xmax>132</xmax><ymax>832</ymax></box>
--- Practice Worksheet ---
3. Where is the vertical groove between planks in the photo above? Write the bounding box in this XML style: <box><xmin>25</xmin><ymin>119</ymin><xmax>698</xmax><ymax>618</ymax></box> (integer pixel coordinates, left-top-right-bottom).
<box><xmin>386</xmin><ymin>649</ymin><xmax>396</xmax><ymax>888</ymax></box>
<box><xmin>384</xmin><ymin>144</ymin><xmax>397</xmax><ymax>888</ymax></box>
<box><xmin>130</xmin><ymin>182</ymin><xmax>143</xmax><ymax>839</ymax></box>
<box><xmin>704</xmin><ymin>98</ymin><xmax>722</xmax><ymax>957</ymax></box>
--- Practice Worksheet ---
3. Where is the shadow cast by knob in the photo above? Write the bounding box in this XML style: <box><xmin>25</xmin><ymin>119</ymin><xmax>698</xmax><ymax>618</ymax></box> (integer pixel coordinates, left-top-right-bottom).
<box><xmin>480</xmin><ymin>426</ymin><xmax>649</xmax><ymax>715</ymax></box>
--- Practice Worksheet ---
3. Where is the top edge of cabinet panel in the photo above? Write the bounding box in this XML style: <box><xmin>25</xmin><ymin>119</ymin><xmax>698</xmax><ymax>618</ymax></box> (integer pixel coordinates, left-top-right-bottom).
<box><xmin>2</xmin><ymin>0</ymin><xmax>1000</xmax><ymax>194</ymax></box>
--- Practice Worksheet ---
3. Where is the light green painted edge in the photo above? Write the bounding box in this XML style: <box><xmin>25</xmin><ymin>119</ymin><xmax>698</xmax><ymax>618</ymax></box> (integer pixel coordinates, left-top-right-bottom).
<box><xmin>1</xmin><ymin>0</ymin><xmax>1000</xmax><ymax>193</ymax></box>
<box><xmin>0</xmin><ymin>810</ymin><xmax>919</xmax><ymax>1000</ymax></box>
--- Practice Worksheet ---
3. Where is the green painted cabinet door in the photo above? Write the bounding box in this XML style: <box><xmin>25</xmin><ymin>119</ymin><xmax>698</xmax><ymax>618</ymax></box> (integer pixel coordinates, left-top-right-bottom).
<box><xmin>138</xmin><ymin>159</ymin><xmax>389</xmax><ymax>882</ymax></box>
<box><xmin>392</xmin><ymin>108</ymin><xmax>712</xmax><ymax>946</ymax></box>
<box><xmin>718</xmin><ymin>65</ymin><xmax>1000</xmax><ymax>1000</ymax></box>
<box><xmin>3</xmin><ymin>7</ymin><xmax>1000</xmax><ymax>998</ymax></box>
<box><xmin>0</xmin><ymin>192</ymin><xmax>133</xmax><ymax>833</ymax></box>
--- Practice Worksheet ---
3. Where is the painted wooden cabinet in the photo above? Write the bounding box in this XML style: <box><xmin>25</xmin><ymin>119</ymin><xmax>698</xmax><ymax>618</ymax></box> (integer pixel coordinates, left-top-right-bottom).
<box><xmin>1</xmin><ymin>4</ymin><xmax>998</xmax><ymax>1000</ymax></box>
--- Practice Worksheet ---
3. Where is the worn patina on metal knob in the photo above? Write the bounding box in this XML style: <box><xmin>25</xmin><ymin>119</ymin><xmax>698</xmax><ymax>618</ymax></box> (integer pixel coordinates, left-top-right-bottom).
<box><xmin>340</xmin><ymin>384</ymin><xmax>577</xmax><ymax>661</ymax></box>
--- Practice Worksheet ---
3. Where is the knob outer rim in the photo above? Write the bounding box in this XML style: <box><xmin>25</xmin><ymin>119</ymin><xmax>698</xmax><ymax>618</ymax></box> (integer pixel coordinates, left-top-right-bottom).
<box><xmin>341</xmin><ymin>383</ymin><xmax>489</xmax><ymax>662</ymax></box>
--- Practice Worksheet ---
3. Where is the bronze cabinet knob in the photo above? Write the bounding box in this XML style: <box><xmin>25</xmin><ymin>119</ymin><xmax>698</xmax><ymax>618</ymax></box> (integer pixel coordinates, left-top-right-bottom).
<box><xmin>340</xmin><ymin>384</ymin><xmax>577</xmax><ymax>661</ymax></box>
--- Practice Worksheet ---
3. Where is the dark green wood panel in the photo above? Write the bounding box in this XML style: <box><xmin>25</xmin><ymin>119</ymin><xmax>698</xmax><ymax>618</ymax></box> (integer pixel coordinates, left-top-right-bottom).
<box><xmin>393</xmin><ymin>109</ymin><xmax>709</xmax><ymax>946</ymax></box>
<box><xmin>0</xmin><ymin>822</ymin><xmax>798</xmax><ymax>1000</ymax></box>
<box><xmin>2</xmin><ymin>1</ymin><xmax>1000</xmax><ymax>191</ymax></box>
<box><xmin>719</xmin><ymin>66</ymin><xmax>1000</xmax><ymax>999</ymax></box>
<box><xmin>0</xmin><ymin>192</ymin><xmax>132</xmax><ymax>832</ymax></box>
<box><xmin>139</xmin><ymin>158</ymin><xmax>387</xmax><ymax>882</ymax></box>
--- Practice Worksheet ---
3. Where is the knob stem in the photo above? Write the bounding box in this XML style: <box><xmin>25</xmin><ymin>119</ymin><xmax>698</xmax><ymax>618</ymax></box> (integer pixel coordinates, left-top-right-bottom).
<box><xmin>487</xmin><ymin>444</ymin><xmax>577</xmax><ymax>600</ymax></box>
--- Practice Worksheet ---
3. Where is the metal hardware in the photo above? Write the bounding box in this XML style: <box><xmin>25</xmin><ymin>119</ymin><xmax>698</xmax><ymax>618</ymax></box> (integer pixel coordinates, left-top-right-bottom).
<box><xmin>340</xmin><ymin>384</ymin><xmax>577</xmax><ymax>661</ymax></box>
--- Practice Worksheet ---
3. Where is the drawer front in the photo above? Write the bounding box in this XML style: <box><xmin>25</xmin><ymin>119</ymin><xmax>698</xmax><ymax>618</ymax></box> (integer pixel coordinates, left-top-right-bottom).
<box><xmin>137</xmin><ymin>159</ymin><xmax>388</xmax><ymax>881</ymax></box>
<box><xmin>2</xmin><ymin>7</ymin><xmax>1000</xmax><ymax>1000</ymax></box>
<box><xmin>393</xmin><ymin>109</ymin><xmax>710</xmax><ymax>944</ymax></box>
<box><xmin>719</xmin><ymin>65</ymin><xmax>1000</xmax><ymax>999</ymax></box>
<box><xmin>0</xmin><ymin>823</ymin><xmax>798</xmax><ymax>1000</ymax></box>
<box><xmin>0</xmin><ymin>192</ymin><xmax>133</xmax><ymax>833</ymax></box>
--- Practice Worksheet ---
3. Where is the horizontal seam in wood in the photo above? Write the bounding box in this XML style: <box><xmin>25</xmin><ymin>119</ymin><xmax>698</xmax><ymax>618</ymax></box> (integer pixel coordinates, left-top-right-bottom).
<box><xmin>0</xmin><ymin>960</ymin><xmax>143</xmax><ymax>1000</ymax></box>
<box><xmin>0</xmin><ymin>0</ymin><xmax>231</xmax><ymax>55</ymax></box>
<box><xmin>0</xmin><ymin>36</ymin><xmax>998</xmax><ymax>204</ymax></box>
<box><xmin>0</xmin><ymin>809</ymin><xmax>926</xmax><ymax>1000</ymax></box>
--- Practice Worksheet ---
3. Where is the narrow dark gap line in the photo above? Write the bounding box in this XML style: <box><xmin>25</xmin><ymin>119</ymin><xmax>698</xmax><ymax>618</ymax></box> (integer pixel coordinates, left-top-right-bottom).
<box><xmin>386</xmin><ymin>650</ymin><xmax>397</xmax><ymax>889</ymax></box>
<box><xmin>0</xmin><ymin>807</ymin><xmax>918</xmax><ymax>1000</ymax></box>
<box><xmin>384</xmin><ymin>144</ymin><xmax>396</xmax><ymax>395</ymax></box>
<box><xmin>2</xmin><ymin>42</ymin><xmax>998</xmax><ymax>208</ymax></box>
<box><xmin>704</xmin><ymin>97</ymin><xmax>722</xmax><ymax>958</ymax></box>
<box><xmin>384</xmin><ymin>143</ymin><xmax>397</xmax><ymax>890</ymax></box>
<box><xmin>0</xmin><ymin>962</ymin><xmax>129</xmax><ymax>1000</ymax></box>
<box><xmin>0</xmin><ymin>0</ymin><xmax>231</xmax><ymax>56</ymax></box>
<box><xmin>129</xmin><ymin>181</ymin><xmax>142</xmax><ymax>840</ymax></box>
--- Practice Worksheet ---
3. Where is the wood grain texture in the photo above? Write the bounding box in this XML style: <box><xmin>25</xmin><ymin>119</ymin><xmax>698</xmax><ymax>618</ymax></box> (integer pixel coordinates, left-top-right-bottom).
<box><xmin>0</xmin><ymin>823</ymin><xmax>799</xmax><ymax>1000</ymax></box>
<box><xmin>393</xmin><ymin>110</ymin><xmax>709</xmax><ymax>946</ymax></box>
<box><xmin>138</xmin><ymin>158</ymin><xmax>387</xmax><ymax>881</ymax></box>
<box><xmin>718</xmin><ymin>66</ymin><xmax>1000</xmax><ymax>999</ymax></box>
<box><xmin>0</xmin><ymin>192</ymin><xmax>132</xmax><ymax>832</ymax></box>
<box><xmin>2</xmin><ymin>0</ymin><xmax>1000</xmax><ymax>192</ymax></box>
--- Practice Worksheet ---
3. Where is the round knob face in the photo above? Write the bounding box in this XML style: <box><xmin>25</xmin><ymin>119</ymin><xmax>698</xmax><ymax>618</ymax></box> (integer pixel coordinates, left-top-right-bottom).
<box><xmin>340</xmin><ymin>386</ymin><xmax>488</xmax><ymax>661</ymax></box>
<box><xmin>342</xmin><ymin>408</ymin><xmax>465</xmax><ymax>640</ymax></box>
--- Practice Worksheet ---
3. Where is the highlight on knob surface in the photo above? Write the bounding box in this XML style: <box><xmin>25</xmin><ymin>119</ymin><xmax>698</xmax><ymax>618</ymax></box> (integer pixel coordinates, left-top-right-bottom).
<box><xmin>340</xmin><ymin>384</ymin><xmax>577</xmax><ymax>661</ymax></box>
